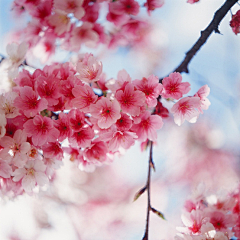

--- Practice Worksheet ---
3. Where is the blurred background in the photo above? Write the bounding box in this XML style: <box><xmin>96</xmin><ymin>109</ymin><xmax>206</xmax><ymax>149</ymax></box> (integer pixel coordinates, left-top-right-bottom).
<box><xmin>0</xmin><ymin>0</ymin><xmax>240</xmax><ymax>239</ymax></box>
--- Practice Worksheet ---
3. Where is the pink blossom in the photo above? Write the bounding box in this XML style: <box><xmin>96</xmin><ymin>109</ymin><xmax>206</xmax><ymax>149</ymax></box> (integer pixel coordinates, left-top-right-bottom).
<box><xmin>161</xmin><ymin>72</ymin><xmax>191</xmax><ymax>100</ymax></box>
<box><xmin>106</xmin><ymin>3</ymin><xmax>130</xmax><ymax>27</ymax></box>
<box><xmin>155</xmin><ymin>101</ymin><xmax>169</xmax><ymax>118</ymax></box>
<box><xmin>27</xmin><ymin>146</ymin><xmax>40</xmax><ymax>160</ymax></box>
<box><xmin>81</xmin><ymin>3</ymin><xmax>99</xmax><ymax>23</ymax></box>
<box><xmin>4</xmin><ymin>118</ymin><xmax>17</xmax><ymax>137</ymax></box>
<box><xmin>194</xmin><ymin>85</ymin><xmax>211</xmax><ymax>114</ymax></box>
<box><xmin>54</xmin><ymin>112</ymin><xmax>72</xmax><ymax>142</ymax></box>
<box><xmin>177</xmin><ymin>209</ymin><xmax>209</xmax><ymax>235</ymax></box>
<box><xmin>11</xmin><ymin>0</ymin><xmax>26</xmax><ymax>16</ymax></box>
<box><xmin>14</xmin><ymin>86</ymin><xmax>48</xmax><ymax>118</ymax></box>
<box><xmin>23</xmin><ymin>115</ymin><xmax>60</xmax><ymax>146</ymax></box>
<box><xmin>0</xmin><ymin>129</ymin><xmax>31</xmax><ymax>168</ymax></box>
<box><xmin>187</xmin><ymin>0</ymin><xmax>200</xmax><ymax>4</ymax></box>
<box><xmin>43</xmin><ymin>156</ymin><xmax>63</xmax><ymax>178</ymax></box>
<box><xmin>144</xmin><ymin>0</ymin><xmax>164</xmax><ymax>15</ymax></box>
<box><xmin>207</xmin><ymin>210</ymin><xmax>236</xmax><ymax>232</ymax></box>
<box><xmin>42</xmin><ymin>142</ymin><xmax>63</xmax><ymax>160</ymax></box>
<box><xmin>72</xmin><ymin>84</ymin><xmax>98</xmax><ymax>112</ymax></box>
<box><xmin>230</xmin><ymin>10</ymin><xmax>240</xmax><ymax>35</ymax></box>
<box><xmin>6</xmin><ymin>42</ymin><xmax>28</xmax><ymax>67</ymax></box>
<box><xmin>69</xmin><ymin>127</ymin><xmax>94</xmax><ymax>148</ymax></box>
<box><xmin>13</xmin><ymin>69</ymin><xmax>36</xmax><ymax>89</ymax></box>
<box><xmin>116</xmin><ymin>113</ymin><xmax>132</xmax><ymax>131</ymax></box>
<box><xmin>78</xmin><ymin>156</ymin><xmax>96</xmax><ymax>172</ymax></box>
<box><xmin>0</xmin><ymin>160</ymin><xmax>12</xmax><ymax>178</ymax></box>
<box><xmin>29</xmin><ymin>0</ymin><xmax>52</xmax><ymax>21</ymax></box>
<box><xmin>54</xmin><ymin>0</ymin><xmax>85</xmax><ymax>19</ymax></box>
<box><xmin>92</xmin><ymin>23</ymin><xmax>108</xmax><ymax>44</ymax></box>
<box><xmin>121</xmin><ymin>19</ymin><xmax>149</xmax><ymax>41</ymax></box>
<box><xmin>84</xmin><ymin>140</ymin><xmax>108</xmax><ymax>164</ymax></box>
<box><xmin>60</xmin><ymin>76</ymin><xmax>81</xmax><ymax>109</ymax></box>
<box><xmin>0</xmin><ymin>92</ymin><xmax>19</xmax><ymax>118</ymax></box>
<box><xmin>68</xmin><ymin>109</ymin><xmax>87</xmax><ymax>132</ymax></box>
<box><xmin>70</xmin><ymin>23</ymin><xmax>99</xmax><ymax>51</ymax></box>
<box><xmin>24</xmin><ymin>19</ymin><xmax>42</xmax><ymax>47</ymax></box>
<box><xmin>32</xmin><ymin>33</ymin><xmax>56</xmax><ymax>63</ymax></box>
<box><xmin>110</xmin><ymin>0</ymin><xmax>140</xmax><ymax>16</ymax></box>
<box><xmin>76</xmin><ymin>53</ymin><xmax>103</xmax><ymax>83</ymax></box>
<box><xmin>90</xmin><ymin>97</ymin><xmax>121</xmax><ymax>129</ymax></box>
<box><xmin>48</xmin><ymin>10</ymin><xmax>71</xmax><ymax>36</ymax></box>
<box><xmin>37</xmin><ymin>75</ymin><xmax>62</xmax><ymax>106</ymax></box>
<box><xmin>115</xmin><ymin>83</ymin><xmax>145</xmax><ymax>116</ymax></box>
<box><xmin>131</xmin><ymin>111</ymin><xmax>163</xmax><ymax>142</ymax></box>
<box><xmin>106</xmin><ymin>69</ymin><xmax>131</xmax><ymax>92</ymax></box>
<box><xmin>12</xmin><ymin>160</ymin><xmax>49</xmax><ymax>192</ymax></box>
<box><xmin>171</xmin><ymin>97</ymin><xmax>201</xmax><ymax>126</ymax></box>
<box><xmin>133</xmin><ymin>75</ymin><xmax>163</xmax><ymax>107</ymax></box>
<box><xmin>108</xmin><ymin>130</ymin><xmax>138</xmax><ymax>152</ymax></box>
<box><xmin>108</xmin><ymin>32</ymin><xmax>128</xmax><ymax>49</ymax></box>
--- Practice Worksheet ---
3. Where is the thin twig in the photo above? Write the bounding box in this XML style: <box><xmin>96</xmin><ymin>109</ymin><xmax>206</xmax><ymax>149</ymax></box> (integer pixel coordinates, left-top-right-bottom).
<box><xmin>160</xmin><ymin>0</ymin><xmax>238</xmax><ymax>82</ymax></box>
<box><xmin>142</xmin><ymin>141</ymin><xmax>153</xmax><ymax>240</ymax></box>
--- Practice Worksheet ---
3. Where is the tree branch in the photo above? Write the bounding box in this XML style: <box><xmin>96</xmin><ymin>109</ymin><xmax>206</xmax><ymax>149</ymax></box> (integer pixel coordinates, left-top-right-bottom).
<box><xmin>170</xmin><ymin>0</ymin><xmax>238</xmax><ymax>76</ymax></box>
<box><xmin>142</xmin><ymin>141</ymin><xmax>153</xmax><ymax>240</ymax></box>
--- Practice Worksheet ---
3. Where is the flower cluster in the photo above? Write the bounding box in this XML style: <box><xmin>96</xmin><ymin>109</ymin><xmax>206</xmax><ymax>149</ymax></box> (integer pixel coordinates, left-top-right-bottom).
<box><xmin>175</xmin><ymin>184</ymin><xmax>240</xmax><ymax>240</ymax></box>
<box><xmin>0</xmin><ymin>44</ymin><xmax>209</xmax><ymax>196</ymax></box>
<box><xmin>163</xmin><ymin>72</ymin><xmax>210</xmax><ymax>126</ymax></box>
<box><xmin>11</xmin><ymin>0</ymin><xmax>164</xmax><ymax>62</ymax></box>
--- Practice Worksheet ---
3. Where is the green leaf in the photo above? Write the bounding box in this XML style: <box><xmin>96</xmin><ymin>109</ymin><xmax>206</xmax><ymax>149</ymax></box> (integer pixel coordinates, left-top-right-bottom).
<box><xmin>133</xmin><ymin>186</ymin><xmax>147</xmax><ymax>202</ymax></box>
<box><xmin>151</xmin><ymin>207</ymin><xmax>166</xmax><ymax>220</ymax></box>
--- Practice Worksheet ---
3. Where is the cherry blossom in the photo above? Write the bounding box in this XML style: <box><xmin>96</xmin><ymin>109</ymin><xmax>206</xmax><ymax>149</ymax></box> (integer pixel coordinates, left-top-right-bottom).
<box><xmin>155</xmin><ymin>101</ymin><xmax>169</xmax><ymax>118</ymax></box>
<box><xmin>6</xmin><ymin>42</ymin><xmax>28</xmax><ymax>67</ymax></box>
<box><xmin>230</xmin><ymin>10</ymin><xmax>240</xmax><ymax>35</ymax></box>
<box><xmin>116</xmin><ymin>113</ymin><xmax>132</xmax><ymax>131</ymax></box>
<box><xmin>54</xmin><ymin>112</ymin><xmax>72</xmax><ymax>142</ymax></box>
<box><xmin>0</xmin><ymin>160</ymin><xmax>12</xmax><ymax>178</ymax></box>
<box><xmin>110</xmin><ymin>0</ymin><xmax>140</xmax><ymax>16</ymax></box>
<box><xmin>187</xmin><ymin>0</ymin><xmax>200</xmax><ymax>3</ymax></box>
<box><xmin>131</xmin><ymin>111</ymin><xmax>163</xmax><ymax>142</ymax></box>
<box><xmin>171</xmin><ymin>97</ymin><xmax>201</xmax><ymax>126</ymax></box>
<box><xmin>23</xmin><ymin>115</ymin><xmax>59</xmax><ymax>146</ymax></box>
<box><xmin>162</xmin><ymin>72</ymin><xmax>190</xmax><ymax>100</ymax></box>
<box><xmin>29</xmin><ymin>0</ymin><xmax>52</xmax><ymax>21</ymax></box>
<box><xmin>115</xmin><ymin>83</ymin><xmax>145</xmax><ymax>116</ymax></box>
<box><xmin>14</xmin><ymin>86</ymin><xmax>48</xmax><ymax>118</ymax></box>
<box><xmin>12</xmin><ymin>159</ymin><xmax>49</xmax><ymax>192</ymax></box>
<box><xmin>194</xmin><ymin>85</ymin><xmax>210</xmax><ymax>113</ymax></box>
<box><xmin>72</xmin><ymin>84</ymin><xmax>98</xmax><ymax>112</ymax></box>
<box><xmin>133</xmin><ymin>75</ymin><xmax>163</xmax><ymax>107</ymax></box>
<box><xmin>76</xmin><ymin>53</ymin><xmax>103</xmax><ymax>83</ymax></box>
<box><xmin>106</xmin><ymin>69</ymin><xmax>132</xmax><ymax>93</ymax></box>
<box><xmin>0</xmin><ymin>129</ymin><xmax>31</xmax><ymax>168</ymax></box>
<box><xmin>183</xmin><ymin>210</ymin><xmax>210</xmax><ymax>235</ymax></box>
<box><xmin>106</xmin><ymin>3</ymin><xmax>130</xmax><ymax>27</ymax></box>
<box><xmin>107</xmin><ymin>130</ymin><xmax>138</xmax><ymax>152</ymax></box>
<box><xmin>90</xmin><ymin>97</ymin><xmax>121</xmax><ymax>129</ymax></box>
<box><xmin>0</xmin><ymin>92</ymin><xmax>19</xmax><ymax>118</ymax></box>
<box><xmin>68</xmin><ymin>127</ymin><xmax>94</xmax><ymax>148</ymax></box>
<box><xmin>84</xmin><ymin>140</ymin><xmax>108</xmax><ymax>164</ymax></box>
<box><xmin>48</xmin><ymin>10</ymin><xmax>71</xmax><ymax>36</ymax></box>
<box><xmin>42</xmin><ymin>142</ymin><xmax>63</xmax><ymax>160</ymax></box>
<box><xmin>54</xmin><ymin>0</ymin><xmax>85</xmax><ymax>19</ymax></box>
<box><xmin>36</xmin><ymin>75</ymin><xmax>62</xmax><ymax>106</ymax></box>
<box><xmin>70</xmin><ymin>22</ymin><xmax>99</xmax><ymax>51</ymax></box>
<box><xmin>144</xmin><ymin>0</ymin><xmax>164</xmax><ymax>15</ymax></box>
<box><xmin>68</xmin><ymin>109</ymin><xmax>87</xmax><ymax>132</ymax></box>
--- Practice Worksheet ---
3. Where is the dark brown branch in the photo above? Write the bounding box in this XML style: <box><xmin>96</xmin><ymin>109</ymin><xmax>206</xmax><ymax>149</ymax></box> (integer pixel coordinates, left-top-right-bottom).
<box><xmin>166</xmin><ymin>0</ymin><xmax>238</xmax><ymax>78</ymax></box>
<box><xmin>142</xmin><ymin>141</ymin><xmax>153</xmax><ymax>240</ymax></box>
